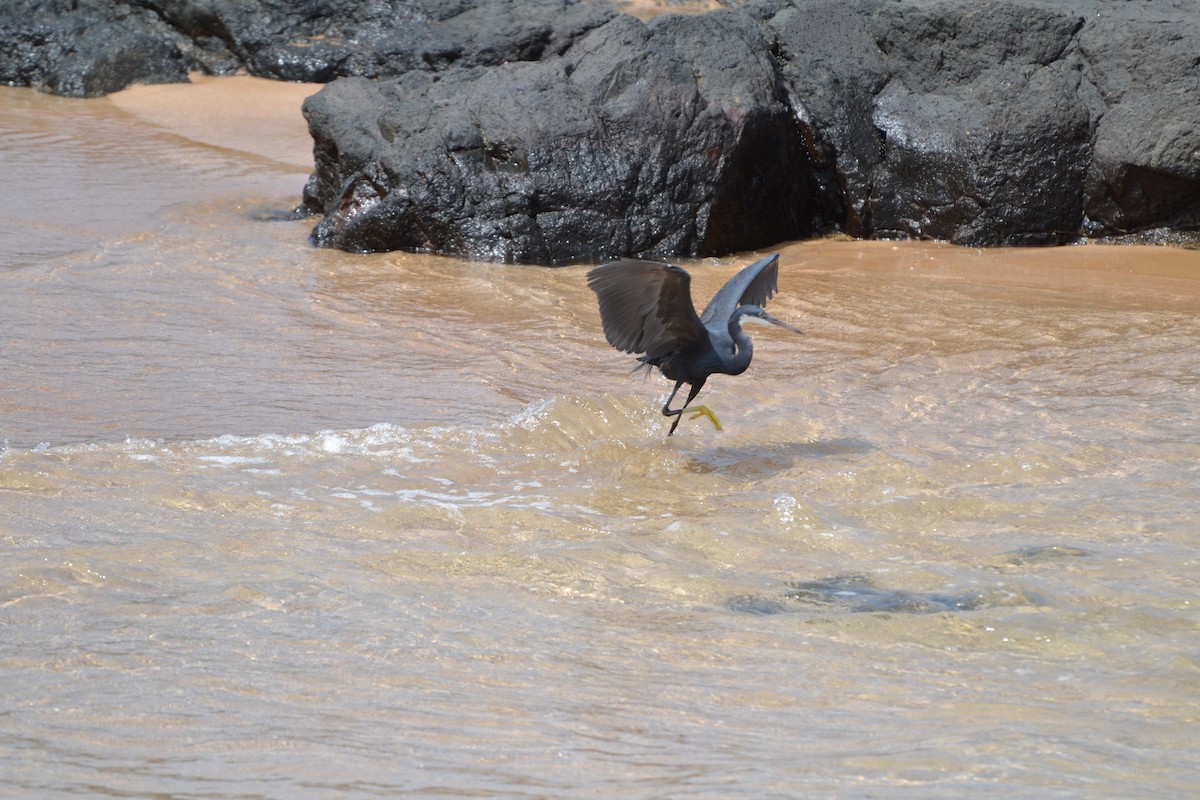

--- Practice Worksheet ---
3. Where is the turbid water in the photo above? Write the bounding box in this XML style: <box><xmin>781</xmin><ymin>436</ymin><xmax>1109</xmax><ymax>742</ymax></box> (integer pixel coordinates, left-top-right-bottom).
<box><xmin>2</xmin><ymin>76</ymin><xmax>1198</xmax><ymax>799</ymax></box>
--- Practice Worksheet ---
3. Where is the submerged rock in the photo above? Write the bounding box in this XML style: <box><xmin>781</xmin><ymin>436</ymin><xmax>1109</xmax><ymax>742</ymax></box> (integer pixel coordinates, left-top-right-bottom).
<box><xmin>726</xmin><ymin>573</ymin><xmax>1041</xmax><ymax>616</ymax></box>
<box><xmin>782</xmin><ymin>574</ymin><xmax>996</xmax><ymax>614</ymax></box>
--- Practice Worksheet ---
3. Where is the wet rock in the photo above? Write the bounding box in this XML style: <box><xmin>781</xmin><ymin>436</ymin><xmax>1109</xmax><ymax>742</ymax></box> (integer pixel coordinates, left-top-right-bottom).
<box><xmin>301</xmin><ymin>12</ymin><xmax>821</xmax><ymax>262</ymax></box>
<box><xmin>784</xmin><ymin>574</ymin><xmax>993</xmax><ymax>614</ymax></box>
<box><xmin>755</xmin><ymin>0</ymin><xmax>888</xmax><ymax>239</ymax></box>
<box><xmin>756</xmin><ymin>0</ymin><xmax>1096</xmax><ymax>246</ymax></box>
<box><xmin>867</xmin><ymin>4</ymin><xmax>1093</xmax><ymax>246</ymax></box>
<box><xmin>757</xmin><ymin>0</ymin><xmax>1200</xmax><ymax>246</ymax></box>
<box><xmin>781</xmin><ymin>574</ymin><xmax>1040</xmax><ymax>614</ymax></box>
<box><xmin>0</xmin><ymin>0</ymin><xmax>188</xmax><ymax>98</ymax></box>
<box><xmin>148</xmin><ymin>0</ymin><xmax>616</xmax><ymax>82</ymax></box>
<box><xmin>299</xmin><ymin>0</ymin><xmax>1200</xmax><ymax>258</ymax></box>
<box><xmin>724</xmin><ymin>594</ymin><xmax>792</xmax><ymax>616</ymax></box>
<box><xmin>1079</xmin><ymin>6</ymin><xmax>1200</xmax><ymax>234</ymax></box>
<box><xmin>0</xmin><ymin>0</ymin><xmax>616</xmax><ymax>93</ymax></box>
<box><xmin>5</xmin><ymin>0</ymin><xmax>1198</xmax><ymax>252</ymax></box>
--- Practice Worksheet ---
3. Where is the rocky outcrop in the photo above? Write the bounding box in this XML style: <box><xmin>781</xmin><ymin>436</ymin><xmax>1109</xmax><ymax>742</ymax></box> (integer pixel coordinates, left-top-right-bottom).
<box><xmin>761</xmin><ymin>0</ymin><xmax>1096</xmax><ymax>246</ymax></box>
<box><xmin>1076</xmin><ymin>5</ymin><xmax>1200</xmax><ymax>236</ymax></box>
<box><xmin>755</xmin><ymin>0</ymin><xmax>1200</xmax><ymax>246</ymax></box>
<box><xmin>302</xmin><ymin>12</ymin><xmax>822</xmax><ymax>262</ymax></box>
<box><xmin>0</xmin><ymin>0</ymin><xmax>615</xmax><ymax>96</ymax></box>
<box><xmin>4</xmin><ymin>0</ymin><xmax>1198</xmax><ymax>258</ymax></box>
<box><xmin>300</xmin><ymin>0</ymin><xmax>1200</xmax><ymax>259</ymax></box>
<box><xmin>0</xmin><ymin>1</ymin><xmax>189</xmax><ymax>97</ymax></box>
<box><xmin>143</xmin><ymin>0</ymin><xmax>615</xmax><ymax>82</ymax></box>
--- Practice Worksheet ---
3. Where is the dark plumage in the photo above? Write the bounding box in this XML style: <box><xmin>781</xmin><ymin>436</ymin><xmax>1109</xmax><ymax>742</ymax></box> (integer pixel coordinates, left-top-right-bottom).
<box><xmin>587</xmin><ymin>254</ymin><xmax>801</xmax><ymax>435</ymax></box>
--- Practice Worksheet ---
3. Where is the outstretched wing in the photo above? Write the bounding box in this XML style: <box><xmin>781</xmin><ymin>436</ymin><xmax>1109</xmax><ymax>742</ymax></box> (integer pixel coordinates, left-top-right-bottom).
<box><xmin>586</xmin><ymin>260</ymin><xmax>707</xmax><ymax>357</ymax></box>
<box><xmin>699</xmin><ymin>253</ymin><xmax>781</xmax><ymax>324</ymax></box>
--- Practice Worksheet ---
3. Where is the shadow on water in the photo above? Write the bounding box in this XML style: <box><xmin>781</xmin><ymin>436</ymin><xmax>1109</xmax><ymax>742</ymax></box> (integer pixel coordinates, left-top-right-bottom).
<box><xmin>726</xmin><ymin>573</ymin><xmax>1048</xmax><ymax>617</ymax></box>
<box><xmin>685</xmin><ymin>438</ymin><xmax>874</xmax><ymax>479</ymax></box>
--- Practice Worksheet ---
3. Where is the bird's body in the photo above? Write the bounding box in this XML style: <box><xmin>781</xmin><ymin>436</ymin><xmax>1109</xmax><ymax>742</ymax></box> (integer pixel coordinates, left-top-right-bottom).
<box><xmin>587</xmin><ymin>254</ymin><xmax>800</xmax><ymax>435</ymax></box>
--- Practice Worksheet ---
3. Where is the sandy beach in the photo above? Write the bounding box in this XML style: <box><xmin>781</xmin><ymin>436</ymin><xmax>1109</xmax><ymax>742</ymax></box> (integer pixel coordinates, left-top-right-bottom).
<box><xmin>107</xmin><ymin>73</ymin><xmax>319</xmax><ymax>170</ymax></box>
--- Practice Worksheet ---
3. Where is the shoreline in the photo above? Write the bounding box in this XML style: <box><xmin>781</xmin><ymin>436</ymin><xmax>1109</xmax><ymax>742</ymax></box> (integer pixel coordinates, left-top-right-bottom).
<box><xmin>74</xmin><ymin>74</ymin><xmax>1200</xmax><ymax>286</ymax></box>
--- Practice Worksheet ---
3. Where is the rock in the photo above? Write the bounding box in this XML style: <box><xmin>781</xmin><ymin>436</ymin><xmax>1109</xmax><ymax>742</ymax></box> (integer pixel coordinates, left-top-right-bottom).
<box><xmin>0</xmin><ymin>0</ymin><xmax>188</xmax><ymax>98</ymax></box>
<box><xmin>300</xmin><ymin>0</ymin><xmax>1199</xmax><ymax>258</ymax></box>
<box><xmin>755</xmin><ymin>0</ymin><xmax>889</xmax><ymax>239</ymax></box>
<box><xmin>301</xmin><ymin>12</ymin><xmax>823</xmax><ymax>262</ymax></box>
<box><xmin>0</xmin><ymin>0</ymin><xmax>616</xmax><ymax>92</ymax></box>
<box><xmin>1077</xmin><ymin>3</ymin><xmax>1200</xmax><ymax>233</ymax></box>
<box><xmin>1087</xmin><ymin>78</ymin><xmax>1200</xmax><ymax>234</ymax></box>
<box><xmin>4</xmin><ymin>0</ymin><xmax>1198</xmax><ymax>253</ymax></box>
<box><xmin>147</xmin><ymin>0</ymin><xmax>616</xmax><ymax>82</ymax></box>
<box><xmin>757</xmin><ymin>0</ymin><xmax>1096</xmax><ymax>246</ymax></box>
<box><xmin>864</xmin><ymin>3</ymin><xmax>1093</xmax><ymax>246</ymax></box>
<box><xmin>756</xmin><ymin>0</ymin><xmax>1200</xmax><ymax>247</ymax></box>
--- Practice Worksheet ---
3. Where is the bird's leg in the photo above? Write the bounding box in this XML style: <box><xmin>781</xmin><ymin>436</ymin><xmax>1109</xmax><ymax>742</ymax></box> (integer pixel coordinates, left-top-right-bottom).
<box><xmin>662</xmin><ymin>379</ymin><xmax>719</xmax><ymax>436</ymax></box>
<box><xmin>662</xmin><ymin>381</ymin><xmax>688</xmax><ymax>435</ymax></box>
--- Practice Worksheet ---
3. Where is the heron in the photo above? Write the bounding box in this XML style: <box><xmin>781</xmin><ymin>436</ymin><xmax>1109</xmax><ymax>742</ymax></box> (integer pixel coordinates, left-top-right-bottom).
<box><xmin>586</xmin><ymin>253</ymin><xmax>802</xmax><ymax>436</ymax></box>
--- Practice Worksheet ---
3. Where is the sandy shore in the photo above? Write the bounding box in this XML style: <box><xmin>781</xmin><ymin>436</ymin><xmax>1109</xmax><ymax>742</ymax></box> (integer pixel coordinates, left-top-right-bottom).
<box><xmin>107</xmin><ymin>73</ymin><xmax>320</xmax><ymax>170</ymax></box>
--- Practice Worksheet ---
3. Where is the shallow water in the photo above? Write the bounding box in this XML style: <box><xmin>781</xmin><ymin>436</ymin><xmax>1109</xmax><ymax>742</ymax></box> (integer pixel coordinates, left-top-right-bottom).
<box><xmin>2</xmin><ymin>79</ymin><xmax>1200</xmax><ymax>798</ymax></box>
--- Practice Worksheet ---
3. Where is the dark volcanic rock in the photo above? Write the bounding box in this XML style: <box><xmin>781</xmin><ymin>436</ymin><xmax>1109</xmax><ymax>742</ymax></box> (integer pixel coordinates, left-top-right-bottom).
<box><xmin>298</xmin><ymin>0</ymin><xmax>1200</xmax><ymax>259</ymax></box>
<box><xmin>302</xmin><ymin>12</ymin><xmax>822</xmax><ymax>262</ymax></box>
<box><xmin>140</xmin><ymin>0</ymin><xmax>616</xmax><ymax>82</ymax></box>
<box><xmin>1087</xmin><ymin>78</ymin><xmax>1200</xmax><ymax>234</ymax></box>
<box><xmin>864</xmin><ymin>3</ymin><xmax>1093</xmax><ymax>246</ymax></box>
<box><xmin>1077</xmin><ymin>4</ymin><xmax>1200</xmax><ymax>234</ymax></box>
<box><xmin>0</xmin><ymin>0</ymin><xmax>616</xmax><ymax>93</ymax></box>
<box><xmin>5</xmin><ymin>0</ymin><xmax>1199</xmax><ymax>254</ymax></box>
<box><xmin>758</xmin><ymin>0</ymin><xmax>888</xmax><ymax>239</ymax></box>
<box><xmin>759</xmin><ymin>0</ymin><xmax>1095</xmax><ymax>246</ymax></box>
<box><xmin>750</xmin><ymin>0</ymin><xmax>1200</xmax><ymax>247</ymax></box>
<box><xmin>0</xmin><ymin>1</ymin><xmax>188</xmax><ymax>98</ymax></box>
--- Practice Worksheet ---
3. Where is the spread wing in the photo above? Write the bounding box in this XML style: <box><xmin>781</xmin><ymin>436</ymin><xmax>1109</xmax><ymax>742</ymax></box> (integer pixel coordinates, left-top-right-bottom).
<box><xmin>699</xmin><ymin>253</ymin><xmax>781</xmax><ymax>324</ymax></box>
<box><xmin>586</xmin><ymin>260</ymin><xmax>707</xmax><ymax>357</ymax></box>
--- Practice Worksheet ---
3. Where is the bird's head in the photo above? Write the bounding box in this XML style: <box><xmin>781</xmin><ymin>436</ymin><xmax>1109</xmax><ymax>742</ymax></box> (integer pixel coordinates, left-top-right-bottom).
<box><xmin>734</xmin><ymin>304</ymin><xmax>803</xmax><ymax>335</ymax></box>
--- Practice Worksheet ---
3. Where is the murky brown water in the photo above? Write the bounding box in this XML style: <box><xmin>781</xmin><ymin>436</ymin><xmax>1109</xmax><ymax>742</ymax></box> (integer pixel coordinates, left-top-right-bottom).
<box><xmin>3</xmin><ymin>77</ymin><xmax>1200</xmax><ymax>798</ymax></box>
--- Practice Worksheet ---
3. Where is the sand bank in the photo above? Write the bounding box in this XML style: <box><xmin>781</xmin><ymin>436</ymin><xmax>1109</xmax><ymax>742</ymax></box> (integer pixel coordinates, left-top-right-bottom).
<box><xmin>108</xmin><ymin>73</ymin><xmax>320</xmax><ymax>170</ymax></box>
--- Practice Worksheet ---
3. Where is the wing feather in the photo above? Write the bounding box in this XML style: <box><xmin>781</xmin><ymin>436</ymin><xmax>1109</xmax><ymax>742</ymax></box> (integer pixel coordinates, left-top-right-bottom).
<box><xmin>699</xmin><ymin>254</ymin><xmax>781</xmax><ymax>324</ymax></box>
<box><xmin>586</xmin><ymin>260</ymin><xmax>707</xmax><ymax>357</ymax></box>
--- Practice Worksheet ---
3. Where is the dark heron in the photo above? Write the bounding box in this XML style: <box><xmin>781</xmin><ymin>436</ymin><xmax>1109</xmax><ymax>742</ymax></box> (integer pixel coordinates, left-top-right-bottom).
<box><xmin>587</xmin><ymin>253</ymin><xmax>802</xmax><ymax>435</ymax></box>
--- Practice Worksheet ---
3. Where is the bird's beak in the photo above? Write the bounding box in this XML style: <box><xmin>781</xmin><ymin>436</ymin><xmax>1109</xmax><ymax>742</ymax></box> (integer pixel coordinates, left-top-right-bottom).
<box><xmin>757</xmin><ymin>310</ymin><xmax>803</xmax><ymax>335</ymax></box>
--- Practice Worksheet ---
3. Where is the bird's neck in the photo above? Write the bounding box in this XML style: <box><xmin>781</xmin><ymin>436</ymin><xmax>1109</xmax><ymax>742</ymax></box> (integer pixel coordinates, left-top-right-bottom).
<box><xmin>724</xmin><ymin>319</ymin><xmax>754</xmax><ymax>376</ymax></box>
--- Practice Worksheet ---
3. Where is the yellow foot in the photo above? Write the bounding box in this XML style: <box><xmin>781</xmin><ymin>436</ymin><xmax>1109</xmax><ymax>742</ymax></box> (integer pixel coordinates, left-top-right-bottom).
<box><xmin>686</xmin><ymin>405</ymin><xmax>722</xmax><ymax>431</ymax></box>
